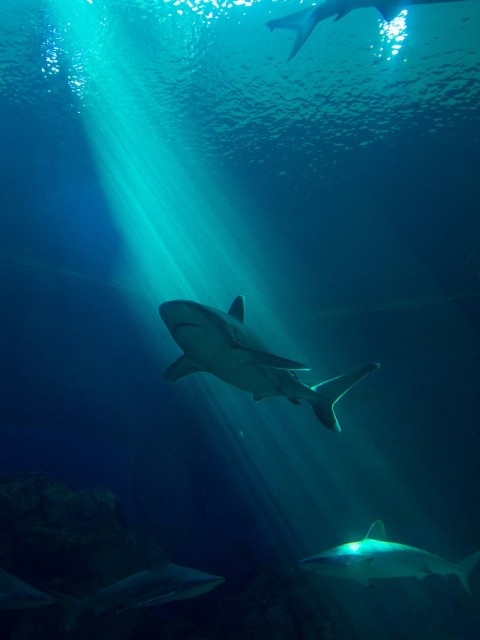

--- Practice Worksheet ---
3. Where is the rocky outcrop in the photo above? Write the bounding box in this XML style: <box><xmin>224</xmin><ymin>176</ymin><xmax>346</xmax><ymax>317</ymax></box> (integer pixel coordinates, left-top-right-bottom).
<box><xmin>214</xmin><ymin>561</ymin><xmax>355</xmax><ymax>640</ymax></box>
<box><xmin>0</xmin><ymin>472</ymin><xmax>135</xmax><ymax>596</ymax></box>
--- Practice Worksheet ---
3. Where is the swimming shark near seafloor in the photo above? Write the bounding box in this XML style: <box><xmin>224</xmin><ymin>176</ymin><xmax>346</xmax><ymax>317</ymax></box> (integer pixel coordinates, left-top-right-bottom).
<box><xmin>159</xmin><ymin>296</ymin><xmax>379</xmax><ymax>431</ymax></box>
<box><xmin>266</xmin><ymin>0</ymin><xmax>468</xmax><ymax>61</ymax></box>
<box><xmin>57</xmin><ymin>563</ymin><xmax>224</xmax><ymax>629</ymax></box>
<box><xmin>299</xmin><ymin>520</ymin><xmax>480</xmax><ymax>593</ymax></box>
<box><xmin>0</xmin><ymin>568</ymin><xmax>56</xmax><ymax>609</ymax></box>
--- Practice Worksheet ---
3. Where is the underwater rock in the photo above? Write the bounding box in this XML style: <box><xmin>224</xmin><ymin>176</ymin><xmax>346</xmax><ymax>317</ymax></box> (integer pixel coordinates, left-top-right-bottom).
<box><xmin>215</xmin><ymin>560</ymin><xmax>356</xmax><ymax>640</ymax></box>
<box><xmin>0</xmin><ymin>472</ymin><xmax>135</xmax><ymax>595</ymax></box>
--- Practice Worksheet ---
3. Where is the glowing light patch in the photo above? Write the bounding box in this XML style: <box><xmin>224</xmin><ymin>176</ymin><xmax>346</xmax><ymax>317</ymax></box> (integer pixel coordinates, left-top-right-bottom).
<box><xmin>348</xmin><ymin>542</ymin><xmax>360</xmax><ymax>552</ymax></box>
<box><xmin>372</xmin><ymin>10</ymin><xmax>408</xmax><ymax>64</ymax></box>
<box><xmin>41</xmin><ymin>26</ymin><xmax>62</xmax><ymax>77</ymax></box>
<box><xmin>168</xmin><ymin>0</ymin><xmax>255</xmax><ymax>20</ymax></box>
<box><xmin>41</xmin><ymin>15</ymin><xmax>98</xmax><ymax>98</ymax></box>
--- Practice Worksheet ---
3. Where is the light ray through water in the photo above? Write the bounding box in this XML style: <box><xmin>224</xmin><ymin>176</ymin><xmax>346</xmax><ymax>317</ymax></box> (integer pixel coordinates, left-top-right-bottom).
<box><xmin>372</xmin><ymin>10</ymin><xmax>409</xmax><ymax>63</ymax></box>
<box><xmin>44</xmin><ymin>0</ymin><xmax>402</xmax><ymax>569</ymax></box>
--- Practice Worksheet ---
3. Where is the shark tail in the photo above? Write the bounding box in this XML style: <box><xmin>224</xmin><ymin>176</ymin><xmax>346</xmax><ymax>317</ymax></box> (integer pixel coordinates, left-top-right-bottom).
<box><xmin>266</xmin><ymin>6</ymin><xmax>320</xmax><ymax>61</ymax></box>
<box><xmin>309</xmin><ymin>363</ymin><xmax>380</xmax><ymax>431</ymax></box>
<box><xmin>456</xmin><ymin>550</ymin><xmax>480</xmax><ymax>594</ymax></box>
<box><xmin>48</xmin><ymin>591</ymin><xmax>83</xmax><ymax>630</ymax></box>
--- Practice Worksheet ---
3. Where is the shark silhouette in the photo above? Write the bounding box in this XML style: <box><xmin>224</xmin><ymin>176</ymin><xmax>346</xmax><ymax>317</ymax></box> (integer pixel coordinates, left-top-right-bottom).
<box><xmin>299</xmin><ymin>520</ymin><xmax>480</xmax><ymax>593</ymax></box>
<box><xmin>159</xmin><ymin>296</ymin><xmax>379</xmax><ymax>431</ymax></box>
<box><xmin>57</xmin><ymin>563</ymin><xmax>224</xmax><ymax>629</ymax></box>
<box><xmin>266</xmin><ymin>0</ymin><xmax>467</xmax><ymax>61</ymax></box>
<box><xmin>0</xmin><ymin>568</ymin><xmax>56</xmax><ymax>609</ymax></box>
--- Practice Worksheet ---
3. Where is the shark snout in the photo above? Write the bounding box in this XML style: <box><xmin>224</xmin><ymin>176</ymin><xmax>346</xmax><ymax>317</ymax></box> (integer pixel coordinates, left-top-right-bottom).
<box><xmin>158</xmin><ymin>301</ymin><xmax>179</xmax><ymax>328</ymax></box>
<box><xmin>159</xmin><ymin>301</ymin><xmax>192</xmax><ymax>333</ymax></box>
<box><xmin>159</xmin><ymin>300</ymin><xmax>206</xmax><ymax>330</ymax></box>
<box><xmin>298</xmin><ymin>557</ymin><xmax>317</xmax><ymax>569</ymax></box>
<box><xmin>159</xmin><ymin>300</ymin><xmax>221</xmax><ymax>353</ymax></box>
<box><xmin>298</xmin><ymin>554</ymin><xmax>333</xmax><ymax>571</ymax></box>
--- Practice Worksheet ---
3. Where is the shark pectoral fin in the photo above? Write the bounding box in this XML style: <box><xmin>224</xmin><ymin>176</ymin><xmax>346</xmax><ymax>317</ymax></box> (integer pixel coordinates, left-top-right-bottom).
<box><xmin>310</xmin><ymin>363</ymin><xmax>380</xmax><ymax>431</ymax></box>
<box><xmin>418</xmin><ymin>566</ymin><xmax>434</xmax><ymax>579</ymax></box>
<box><xmin>242</xmin><ymin>347</ymin><xmax>309</xmax><ymax>370</ymax></box>
<box><xmin>164</xmin><ymin>356</ymin><xmax>203</xmax><ymax>383</ymax></box>
<box><xmin>228</xmin><ymin>296</ymin><xmax>245</xmax><ymax>323</ymax></box>
<box><xmin>349</xmin><ymin>558</ymin><xmax>375</xmax><ymax>587</ymax></box>
<box><xmin>266</xmin><ymin>6</ymin><xmax>320</xmax><ymax>61</ymax></box>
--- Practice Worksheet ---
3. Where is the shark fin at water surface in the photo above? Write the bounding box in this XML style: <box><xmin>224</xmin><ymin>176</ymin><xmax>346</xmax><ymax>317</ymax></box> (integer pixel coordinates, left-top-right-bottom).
<box><xmin>266</xmin><ymin>0</ymin><xmax>468</xmax><ymax>60</ymax></box>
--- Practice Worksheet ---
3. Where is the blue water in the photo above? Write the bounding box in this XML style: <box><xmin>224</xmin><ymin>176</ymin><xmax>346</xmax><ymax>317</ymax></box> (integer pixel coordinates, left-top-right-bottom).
<box><xmin>1</xmin><ymin>0</ymin><xmax>480</xmax><ymax>637</ymax></box>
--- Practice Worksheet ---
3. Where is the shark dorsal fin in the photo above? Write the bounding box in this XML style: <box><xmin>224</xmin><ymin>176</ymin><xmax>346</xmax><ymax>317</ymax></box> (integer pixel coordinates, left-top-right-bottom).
<box><xmin>364</xmin><ymin>520</ymin><xmax>387</xmax><ymax>541</ymax></box>
<box><xmin>228</xmin><ymin>296</ymin><xmax>245</xmax><ymax>323</ymax></box>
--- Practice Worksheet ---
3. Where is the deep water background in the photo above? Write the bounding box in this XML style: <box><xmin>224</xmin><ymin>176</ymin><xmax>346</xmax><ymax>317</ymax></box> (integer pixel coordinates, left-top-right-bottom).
<box><xmin>1</xmin><ymin>0</ymin><xmax>480</xmax><ymax>637</ymax></box>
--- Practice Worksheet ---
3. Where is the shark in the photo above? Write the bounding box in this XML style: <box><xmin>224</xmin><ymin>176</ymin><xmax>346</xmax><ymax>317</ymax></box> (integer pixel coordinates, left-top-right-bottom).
<box><xmin>266</xmin><ymin>0</ymin><xmax>467</xmax><ymax>61</ymax></box>
<box><xmin>299</xmin><ymin>520</ymin><xmax>480</xmax><ymax>593</ymax></box>
<box><xmin>0</xmin><ymin>568</ymin><xmax>56</xmax><ymax>609</ymax></box>
<box><xmin>159</xmin><ymin>296</ymin><xmax>379</xmax><ymax>431</ymax></box>
<box><xmin>58</xmin><ymin>563</ymin><xmax>224</xmax><ymax>629</ymax></box>
<box><xmin>79</xmin><ymin>563</ymin><xmax>224</xmax><ymax>611</ymax></box>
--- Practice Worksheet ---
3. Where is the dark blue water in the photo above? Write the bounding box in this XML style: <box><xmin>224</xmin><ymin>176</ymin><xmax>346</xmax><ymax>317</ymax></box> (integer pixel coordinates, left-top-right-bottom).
<box><xmin>1</xmin><ymin>0</ymin><xmax>480</xmax><ymax>637</ymax></box>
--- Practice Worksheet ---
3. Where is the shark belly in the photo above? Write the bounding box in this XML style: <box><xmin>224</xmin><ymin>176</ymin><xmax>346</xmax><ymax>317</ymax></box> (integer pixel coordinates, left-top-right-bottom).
<box><xmin>206</xmin><ymin>355</ymin><xmax>313</xmax><ymax>401</ymax></box>
<box><xmin>171</xmin><ymin>324</ymin><xmax>232</xmax><ymax>361</ymax></box>
<box><xmin>359</xmin><ymin>558</ymin><xmax>430</xmax><ymax>581</ymax></box>
<box><xmin>207</xmin><ymin>358</ymin><xmax>282</xmax><ymax>395</ymax></box>
<box><xmin>358</xmin><ymin>549</ymin><xmax>457</xmax><ymax>582</ymax></box>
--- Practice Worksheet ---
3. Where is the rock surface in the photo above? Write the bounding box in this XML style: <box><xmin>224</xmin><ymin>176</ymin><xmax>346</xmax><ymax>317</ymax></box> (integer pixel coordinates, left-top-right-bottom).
<box><xmin>0</xmin><ymin>472</ymin><xmax>135</xmax><ymax>596</ymax></box>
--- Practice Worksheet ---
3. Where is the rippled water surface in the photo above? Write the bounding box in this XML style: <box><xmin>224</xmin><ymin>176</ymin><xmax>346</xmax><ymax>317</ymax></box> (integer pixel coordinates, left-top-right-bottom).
<box><xmin>1</xmin><ymin>0</ymin><xmax>478</xmax><ymax>181</ymax></box>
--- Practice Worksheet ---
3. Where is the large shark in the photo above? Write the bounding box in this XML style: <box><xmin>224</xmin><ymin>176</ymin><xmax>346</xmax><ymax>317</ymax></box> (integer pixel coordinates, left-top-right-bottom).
<box><xmin>159</xmin><ymin>296</ymin><xmax>379</xmax><ymax>431</ymax></box>
<box><xmin>299</xmin><ymin>520</ymin><xmax>480</xmax><ymax>593</ymax></box>
<box><xmin>59</xmin><ymin>563</ymin><xmax>224</xmax><ymax>629</ymax></box>
<box><xmin>0</xmin><ymin>568</ymin><xmax>56</xmax><ymax>609</ymax></box>
<box><xmin>266</xmin><ymin>0</ymin><xmax>467</xmax><ymax>61</ymax></box>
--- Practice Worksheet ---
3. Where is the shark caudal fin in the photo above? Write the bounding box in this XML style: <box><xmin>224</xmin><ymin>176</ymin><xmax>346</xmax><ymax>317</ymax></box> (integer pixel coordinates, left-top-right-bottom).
<box><xmin>456</xmin><ymin>550</ymin><xmax>480</xmax><ymax>594</ymax></box>
<box><xmin>309</xmin><ymin>363</ymin><xmax>380</xmax><ymax>431</ymax></box>
<box><xmin>47</xmin><ymin>591</ymin><xmax>83</xmax><ymax>630</ymax></box>
<box><xmin>266</xmin><ymin>6</ymin><xmax>320</xmax><ymax>61</ymax></box>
